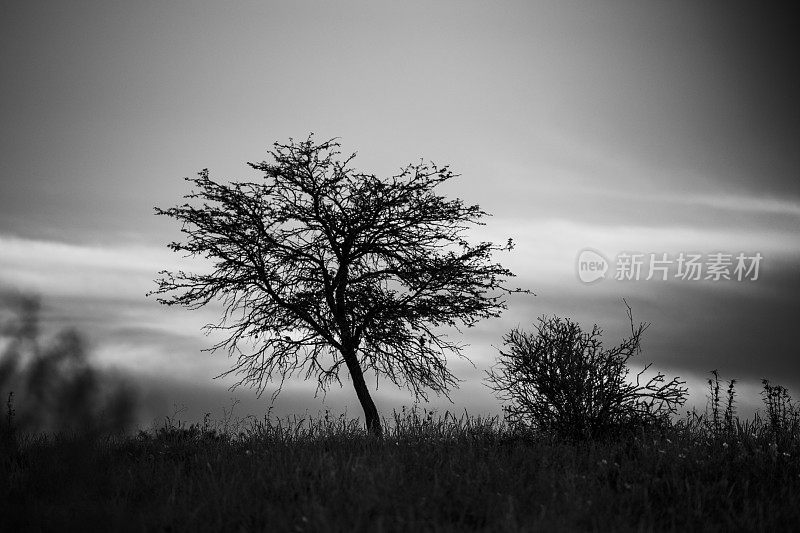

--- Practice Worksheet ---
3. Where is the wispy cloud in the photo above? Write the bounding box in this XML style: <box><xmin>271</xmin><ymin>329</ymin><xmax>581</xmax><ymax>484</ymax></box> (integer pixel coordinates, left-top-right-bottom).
<box><xmin>0</xmin><ymin>233</ymin><xmax>218</xmax><ymax>374</ymax></box>
<box><xmin>575</xmin><ymin>187</ymin><xmax>800</xmax><ymax>218</ymax></box>
<box><xmin>1</xmin><ymin>219</ymin><xmax>798</xmax><ymax>423</ymax></box>
<box><xmin>474</xmin><ymin>215</ymin><xmax>798</xmax><ymax>287</ymax></box>
<box><xmin>0</xmin><ymin>234</ymin><xmax>180</xmax><ymax>298</ymax></box>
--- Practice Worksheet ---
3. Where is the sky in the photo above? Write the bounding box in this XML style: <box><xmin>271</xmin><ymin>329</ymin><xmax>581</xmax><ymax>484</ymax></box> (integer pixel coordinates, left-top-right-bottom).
<box><xmin>1</xmin><ymin>0</ymin><xmax>798</xmax><ymax>427</ymax></box>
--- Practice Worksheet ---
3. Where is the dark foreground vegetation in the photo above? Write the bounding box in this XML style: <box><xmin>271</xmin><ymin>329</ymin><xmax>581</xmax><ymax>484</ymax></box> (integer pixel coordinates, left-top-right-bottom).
<box><xmin>2</xmin><ymin>294</ymin><xmax>798</xmax><ymax>530</ymax></box>
<box><xmin>2</xmin><ymin>387</ymin><xmax>800</xmax><ymax>533</ymax></box>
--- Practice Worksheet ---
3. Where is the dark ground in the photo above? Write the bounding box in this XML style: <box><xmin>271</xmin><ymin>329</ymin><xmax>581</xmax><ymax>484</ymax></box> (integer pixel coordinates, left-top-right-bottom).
<box><xmin>2</xmin><ymin>406</ymin><xmax>799</xmax><ymax>532</ymax></box>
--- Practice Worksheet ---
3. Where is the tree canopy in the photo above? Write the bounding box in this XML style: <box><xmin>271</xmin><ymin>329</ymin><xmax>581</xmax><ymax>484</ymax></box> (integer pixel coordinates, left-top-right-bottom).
<box><xmin>152</xmin><ymin>136</ymin><xmax>522</xmax><ymax>435</ymax></box>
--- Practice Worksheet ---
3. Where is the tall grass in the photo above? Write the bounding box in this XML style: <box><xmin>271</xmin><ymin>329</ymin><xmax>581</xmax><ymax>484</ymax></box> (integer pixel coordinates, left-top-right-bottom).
<box><xmin>2</xmin><ymin>382</ymin><xmax>800</xmax><ymax>532</ymax></box>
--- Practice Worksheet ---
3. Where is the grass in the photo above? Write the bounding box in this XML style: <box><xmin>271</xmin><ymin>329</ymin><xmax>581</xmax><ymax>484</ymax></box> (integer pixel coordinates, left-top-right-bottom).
<box><xmin>2</xmin><ymin>393</ymin><xmax>800</xmax><ymax>533</ymax></box>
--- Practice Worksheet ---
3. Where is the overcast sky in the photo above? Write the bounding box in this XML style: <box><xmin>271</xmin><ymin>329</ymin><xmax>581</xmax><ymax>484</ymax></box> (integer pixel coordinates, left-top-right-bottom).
<box><xmin>1</xmin><ymin>1</ymin><xmax>798</xmax><ymax>425</ymax></box>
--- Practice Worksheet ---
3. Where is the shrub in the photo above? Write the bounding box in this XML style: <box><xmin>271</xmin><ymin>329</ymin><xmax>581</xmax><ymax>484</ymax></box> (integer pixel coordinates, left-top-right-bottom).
<box><xmin>486</xmin><ymin>304</ymin><xmax>688</xmax><ymax>438</ymax></box>
<box><xmin>761</xmin><ymin>379</ymin><xmax>799</xmax><ymax>438</ymax></box>
<box><xmin>706</xmin><ymin>370</ymin><xmax>737</xmax><ymax>434</ymax></box>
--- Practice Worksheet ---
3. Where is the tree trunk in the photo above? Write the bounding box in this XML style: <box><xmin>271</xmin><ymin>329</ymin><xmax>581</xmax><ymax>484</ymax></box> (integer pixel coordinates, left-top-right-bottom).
<box><xmin>342</xmin><ymin>348</ymin><xmax>383</xmax><ymax>437</ymax></box>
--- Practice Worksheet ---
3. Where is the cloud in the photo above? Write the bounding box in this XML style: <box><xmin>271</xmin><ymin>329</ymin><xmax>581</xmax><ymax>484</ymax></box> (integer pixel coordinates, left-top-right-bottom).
<box><xmin>0</xmin><ymin>234</ymin><xmax>205</xmax><ymax>299</ymax></box>
<box><xmin>0</xmin><ymin>227</ymin><xmax>797</xmax><ymax>425</ymax></box>
<box><xmin>570</xmin><ymin>187</ymin><xmax>800</xmax><ymax>218</ymax></box>
<box><xmin>472</xmin><ymin>215</ymin><xmax>798</xmax><ymax>289</ymax></box>
<box><xmin>0</xmin><ymin>234</ymin><xmax>225</xmax><ymax>382</ymax></box>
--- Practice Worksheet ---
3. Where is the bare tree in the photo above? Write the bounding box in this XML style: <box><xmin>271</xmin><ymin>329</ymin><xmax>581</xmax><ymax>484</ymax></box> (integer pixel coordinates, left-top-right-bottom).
<box><xmin>486</xmin><ymin>303</ymin><xmax>688</xmax><ymax>438</ymax></box>
<box><xmin>151</xmin><ymin>136</ymin><xmax>521</xmax><ymax>436</ymax></box>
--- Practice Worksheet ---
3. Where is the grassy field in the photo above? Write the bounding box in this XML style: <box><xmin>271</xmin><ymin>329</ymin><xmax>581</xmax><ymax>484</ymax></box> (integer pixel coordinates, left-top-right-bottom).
<box><xmin>2</xmin><ymin>402</ymin><xmax>799</xmax><ymax>532</ymax></box>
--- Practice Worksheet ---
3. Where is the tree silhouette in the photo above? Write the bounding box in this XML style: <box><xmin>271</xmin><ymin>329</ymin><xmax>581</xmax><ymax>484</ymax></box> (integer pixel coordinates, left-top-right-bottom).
<box><xmin>486</xmin><ymin>303</ymin><xmax>688</xmax><ymax>438</ymax></box>
<box><xmin>0</xmin><ymin>293</ymin><xmax>138</xmax><ymax>434</ymax></box>
<box><xmin>152</xmin><ymin>136</ymin><xmax>520</xmax><ymax>436</ymax></box>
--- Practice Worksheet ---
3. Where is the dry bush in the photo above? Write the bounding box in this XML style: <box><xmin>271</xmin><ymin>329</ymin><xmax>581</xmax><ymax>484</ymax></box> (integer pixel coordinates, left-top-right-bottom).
<box><xmin>487</xmin><ymin>304</ymin><xmax>687</xmax><ymax>438</ymax></box>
